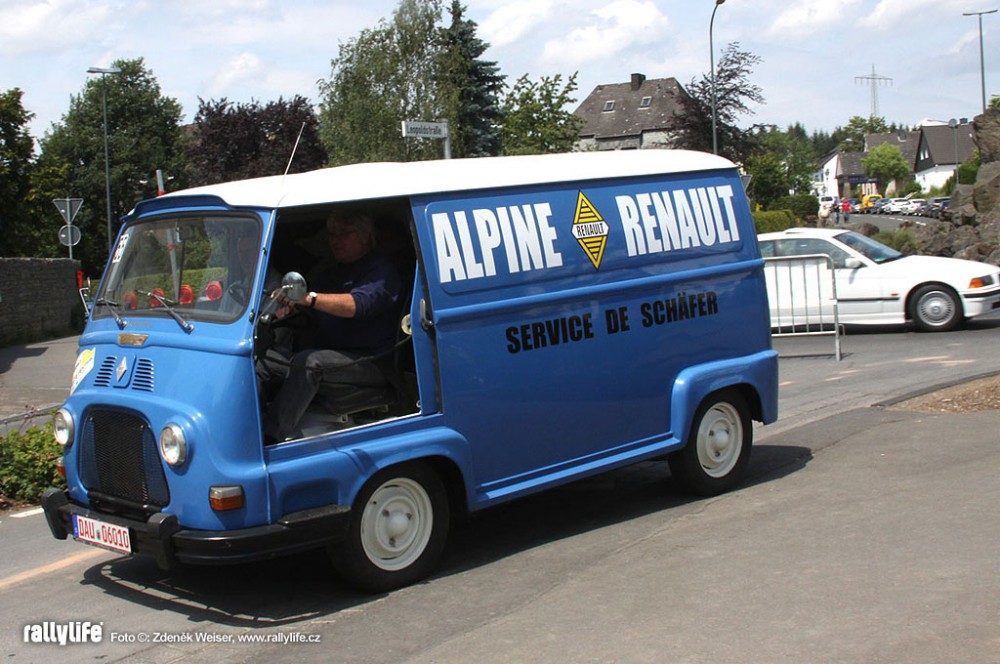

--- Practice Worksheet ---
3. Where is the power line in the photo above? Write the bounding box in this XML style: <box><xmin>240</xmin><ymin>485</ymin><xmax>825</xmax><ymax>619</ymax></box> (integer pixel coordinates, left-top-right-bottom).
<box><xmin>855</xmin><ymin>64</ymin><xmax>892</xmax><ymax>119</ymax></box>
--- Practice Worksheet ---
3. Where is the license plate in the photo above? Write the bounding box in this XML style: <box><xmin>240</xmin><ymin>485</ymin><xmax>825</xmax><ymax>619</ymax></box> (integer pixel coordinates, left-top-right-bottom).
<box><xmin>72</xmin><ymin>514</ymin><xmax>132</xmax><ymax>555</ymax></box>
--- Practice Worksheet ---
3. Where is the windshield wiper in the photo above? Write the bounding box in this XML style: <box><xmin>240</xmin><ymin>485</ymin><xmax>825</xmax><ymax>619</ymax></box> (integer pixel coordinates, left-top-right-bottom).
<box><xmin>138</xmin><ymin>290</ymin><xmax>194</xmax><ymax>333</ymax></box>
<box><xmin>93</xmin><ymin>297</ymin><xmax>127</xmax><ymax>329</ymax></box>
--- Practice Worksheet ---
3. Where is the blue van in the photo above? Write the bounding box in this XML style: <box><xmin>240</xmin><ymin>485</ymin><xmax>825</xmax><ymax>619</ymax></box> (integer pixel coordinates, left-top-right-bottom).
<box><xmin>43</xmin><ymin>150</ymin><xmax>777</xmax><ymax>591</ymax></box>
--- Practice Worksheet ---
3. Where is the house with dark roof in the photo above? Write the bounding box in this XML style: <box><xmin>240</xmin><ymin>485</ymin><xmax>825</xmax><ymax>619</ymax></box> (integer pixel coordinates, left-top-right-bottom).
<box><xmin>573</xmin><ymin>73</ymin><xmax>690</xmax><ymax>151</ymax></box>
<box><xmin>912</xmin><ymin>121</ymin><xmax>976</xmax><ymax>190</ymax></box>
<box><xmin>812</xmin><ymin>121</ymin><xmax>976</xmax><ymax>198</ymax></box>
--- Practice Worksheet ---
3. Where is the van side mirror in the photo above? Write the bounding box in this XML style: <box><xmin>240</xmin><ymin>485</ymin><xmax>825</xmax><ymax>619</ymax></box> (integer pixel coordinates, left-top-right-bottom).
<box><xmin>259</xmin><ymin>272</ymin><xmax>308</xmax><ymax>323</ymax></box>
<box><xmin>844</xmin><ymin>257</ymin><xmax>863</xmax><ymax>269</ymax></box>
<box><xmin>280</xmin><ymin>272</ymin><xmax>308</xmax><ymax>302</ymax></box>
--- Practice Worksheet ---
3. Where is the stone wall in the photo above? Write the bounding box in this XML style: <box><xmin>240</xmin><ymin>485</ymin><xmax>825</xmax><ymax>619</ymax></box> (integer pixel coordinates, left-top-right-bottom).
<box><xmin>0</xmin><ymin>258</ymin><xmax>82</xmax><ymax>346</ymax></box>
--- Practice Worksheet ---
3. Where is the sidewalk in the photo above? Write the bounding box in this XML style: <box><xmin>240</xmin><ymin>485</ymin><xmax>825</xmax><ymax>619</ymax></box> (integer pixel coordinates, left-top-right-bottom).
<box><xmin>0</xmin><ymin>336</ymin><xmax>78</xmax><ymax>431</ymax></box>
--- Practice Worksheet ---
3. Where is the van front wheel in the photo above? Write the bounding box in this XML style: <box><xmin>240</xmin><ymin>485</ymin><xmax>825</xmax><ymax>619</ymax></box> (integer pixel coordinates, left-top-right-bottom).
<box><xmin>668</xmin><ymin>390</ymin><xmax>751</xmax><ymax>496</ymax></box>
<box><xmin>330</xmin><ymin>462</ymin><xmax>449</xmax><ymax>593</ymax></box>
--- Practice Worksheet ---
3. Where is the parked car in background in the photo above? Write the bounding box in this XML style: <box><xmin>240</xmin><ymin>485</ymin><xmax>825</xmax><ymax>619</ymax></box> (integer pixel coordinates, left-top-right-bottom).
<box><xmin>759</xmin><ymin>228</ymin><xmax>1000</xmax><ymax>332</ymax></box>
<box><xmin>900</xmin><ymin>198</ymin><xmax>926</xmax><ymax>215</ymax></box>
<box><xmin>925</xmin><ymin>196</ymin><xmax>949</xmax><ymax>217</ymax></box>
<box><xmin>871</xmin><ymin>197</ymin><xmax>891</xmax><ymax>214</ymax></box>
<box><xmin>846</xmin><ymin>197</ymin><xmax>861</xmax><ymax>213</ymax></box>
<box><xmin>936</xmin><ymin>198</ymin><xmax>951</xmax><ymax>220</ymax></box>
<box><xmin>818</xmin><ymin>195</ymin><xmax>836</xmax><ymax>216</ymax></box>
<box><xmin>883</xmin><ymin>198</ymin><xmax>911</xmax><ymax>214</ymax></box>
<box><xmin>860</xmin><ymin>193</ymin><xmax>882</xmax><ymax>213</ymax></box>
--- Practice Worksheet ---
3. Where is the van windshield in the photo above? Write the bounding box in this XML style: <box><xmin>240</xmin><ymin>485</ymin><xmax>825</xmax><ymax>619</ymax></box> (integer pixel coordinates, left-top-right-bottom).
<box><xmin>95</xmin><ymin>214</ymin><xmax>263</xmax><ymax>325</ymax></box>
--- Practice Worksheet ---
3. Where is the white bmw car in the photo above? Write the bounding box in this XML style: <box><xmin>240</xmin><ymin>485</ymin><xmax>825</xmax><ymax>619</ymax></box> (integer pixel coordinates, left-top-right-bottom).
<box><xmin>758</xmin><ymin>228</ymin><xmax>1000</xmax><ymax>332</ymax></box>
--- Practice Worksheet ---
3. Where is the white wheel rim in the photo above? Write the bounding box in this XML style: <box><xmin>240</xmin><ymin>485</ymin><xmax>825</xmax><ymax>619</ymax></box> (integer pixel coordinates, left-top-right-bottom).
<box><xmin>917</xmin><ymin>291</ymin><xmax>955</xmax><ymax>327</ymax></box>
<box><xmin>696</xmin><ymin>403</ymin><xmax>743</xmax><ymax>478</ymax></box>
<box><xmin>359</xmin><ymin>477</ymin><xmax>434</xmax><ymax>571</ymax></box>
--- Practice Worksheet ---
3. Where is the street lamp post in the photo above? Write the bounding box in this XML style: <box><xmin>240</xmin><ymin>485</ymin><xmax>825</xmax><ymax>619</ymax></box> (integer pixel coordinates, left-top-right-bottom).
<box><xmin>86</xmin><ymin>66</ymin><xmax>121</xmax><ymax>253</ymax></box>
<box><xmin>963</xmin><ymin>9</ymin><xmax>997</xmax><ymax>114</ymax></box>
<box><xmin>710</xmin><ymin>0</ymin><xmax>727</xmax><ymax>155</ymax></box>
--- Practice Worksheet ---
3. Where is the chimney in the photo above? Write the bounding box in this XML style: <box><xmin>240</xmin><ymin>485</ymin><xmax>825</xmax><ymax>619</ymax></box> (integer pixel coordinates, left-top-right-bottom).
<box><xmin>630</xmin><ymin>73</ymin><xmax>646</xmax><ymax>91</ymax></box>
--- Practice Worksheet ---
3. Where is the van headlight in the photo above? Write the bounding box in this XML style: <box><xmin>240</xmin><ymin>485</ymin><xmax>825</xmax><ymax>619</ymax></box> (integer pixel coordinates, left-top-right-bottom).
<box><xmin>53</xmin><ymin>409</ymin><xmax>74</xmax><ymax>449</ymax></box>
<box><xmin>159</xmin><ymin>424</ymin><xmax>187</xmax><ymax>466</ymax></box>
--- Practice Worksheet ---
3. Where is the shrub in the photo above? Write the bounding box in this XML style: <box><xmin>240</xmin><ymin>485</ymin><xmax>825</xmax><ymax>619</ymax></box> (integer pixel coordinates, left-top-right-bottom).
<box><xmin>753</xmin><ymin>209</ymin><xmax>796</xmax><ymax>234</ymax></box>
<box><xmin>874</xmin><ymin>229</ymin><xmax>919</xmax><ymax>253</ymax></box>
<box><xmin>768</xmin><ymin>194</ymin><xmax>819</xmax><ymax>220</ymax></box>
<box><xmin>0</xmin><ymin>423</ymin><xmax>65</xmax><ymax>506</ymax></box>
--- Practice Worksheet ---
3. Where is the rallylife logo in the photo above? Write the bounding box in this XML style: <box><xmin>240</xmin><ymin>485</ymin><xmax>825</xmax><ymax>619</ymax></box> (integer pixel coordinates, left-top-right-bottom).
<box><xmin>23</xmin><ymin>621</ymin><xmax>104</xmax><ymax>645</ymax></box>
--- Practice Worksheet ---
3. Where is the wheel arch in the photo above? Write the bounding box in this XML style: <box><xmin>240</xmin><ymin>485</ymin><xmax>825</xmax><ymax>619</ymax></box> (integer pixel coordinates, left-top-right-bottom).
<box><xmin>904</xmin><ymin>281</ymin><xmax>965</xmax><ymax>332</ymax></box>
<box><xmin>670</xmin><ymin>352</ymin><xmax>778</xmax><ymax>445</ymax></box>
<box><xmin>904</xmin><ymin>281</ymin><xmax>965</xmax><ymax>321</ymax></box>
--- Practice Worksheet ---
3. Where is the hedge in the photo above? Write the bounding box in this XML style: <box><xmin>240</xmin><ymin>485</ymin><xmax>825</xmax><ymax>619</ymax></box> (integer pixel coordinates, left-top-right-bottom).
<box><xmin>752</xmin><ymin>209</ymin><xmax>797</xmax><ymax>234</ymax></box>
<box><xmin>0</xmin><ymin>423</ymin><xmax>65</xmax><ymax>507</ymax></box>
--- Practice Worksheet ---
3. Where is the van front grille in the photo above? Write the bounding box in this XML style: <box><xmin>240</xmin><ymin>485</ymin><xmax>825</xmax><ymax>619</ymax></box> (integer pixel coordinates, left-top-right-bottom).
<box><xmin>79</xmin><ymin>408</ymin><xmax>170</xmax><ymax>509</ymax></box>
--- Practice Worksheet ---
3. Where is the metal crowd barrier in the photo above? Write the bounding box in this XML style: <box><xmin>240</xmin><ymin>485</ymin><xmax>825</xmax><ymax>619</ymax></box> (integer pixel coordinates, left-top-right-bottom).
<box><xmin>763</xmin><ymin>254</ymin><xmax>842</xmax><ymax>361</ymax></box>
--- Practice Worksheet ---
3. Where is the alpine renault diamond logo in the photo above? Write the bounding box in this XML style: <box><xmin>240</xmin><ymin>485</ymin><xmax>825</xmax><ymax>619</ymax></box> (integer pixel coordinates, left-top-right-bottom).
<box><xmin>571</xmin><ymin>192</ymin><xmax>609</xmax><ymax>270</ymax></box>
<box><xmin>115</xmin><ymin>356</ymin><xmax>129</xmax><ymax>383</ymax></box>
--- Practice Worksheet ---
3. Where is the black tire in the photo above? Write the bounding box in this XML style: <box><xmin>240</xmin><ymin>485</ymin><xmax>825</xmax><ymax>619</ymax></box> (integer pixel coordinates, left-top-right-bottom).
<box><xmin>330</xmin><ymin>461</ymin><xmax>449</xmax><ymax>593</ymax></box>
<box><xmin>908</xmin><ymin>283</ymin><xmax>962</xmax><ymax>332</ymax></box>
<box><xmin>668</xmin><ymin>389</ymin><xmax>752</xmax><ymax>496</ymax></box>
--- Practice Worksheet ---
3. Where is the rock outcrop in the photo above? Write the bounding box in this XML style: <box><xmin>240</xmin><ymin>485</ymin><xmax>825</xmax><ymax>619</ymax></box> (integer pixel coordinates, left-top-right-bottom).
<box><xmin>908</xmin><ymin>108</ymin><xmax>1000</xmax><ymax>266</ymax></box>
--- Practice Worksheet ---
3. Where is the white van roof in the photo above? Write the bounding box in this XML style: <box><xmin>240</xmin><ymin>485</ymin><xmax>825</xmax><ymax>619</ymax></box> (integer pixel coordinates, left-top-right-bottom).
<box><xmin>162</xmin><ymin>150</ymin><xmax>734</xmax><ymax>209</ymax></box>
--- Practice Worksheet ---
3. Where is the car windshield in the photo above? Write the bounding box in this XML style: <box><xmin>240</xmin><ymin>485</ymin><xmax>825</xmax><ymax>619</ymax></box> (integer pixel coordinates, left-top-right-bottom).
<box><xmin>95</xmin><ymin>213</ymin><xmax>263</xmax><ymax>326</ymax></box>
<box><xmin>835</xmin><ymin>230</ymin><xmax>903</xmax><ymax>264</ymax></box>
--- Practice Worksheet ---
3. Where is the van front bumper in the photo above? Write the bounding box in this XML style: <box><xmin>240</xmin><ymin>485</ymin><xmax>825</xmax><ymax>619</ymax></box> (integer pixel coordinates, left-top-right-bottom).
<box><xmin>41</xmin><ymin>488</ymin><xmax>351</xmax><ymax>570</ymax></box>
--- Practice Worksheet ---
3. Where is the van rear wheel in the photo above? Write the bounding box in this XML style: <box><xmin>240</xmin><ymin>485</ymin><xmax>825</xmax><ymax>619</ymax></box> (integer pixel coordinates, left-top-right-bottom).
<box><xmin>330</xmin><ymin>462</ymin><xmax>449</xmax><ymax>593</ymax></box>
<box><xmin>669</xmin><ymin>389</ymin><xmax>751</xmax><ymax>496</ymax></box>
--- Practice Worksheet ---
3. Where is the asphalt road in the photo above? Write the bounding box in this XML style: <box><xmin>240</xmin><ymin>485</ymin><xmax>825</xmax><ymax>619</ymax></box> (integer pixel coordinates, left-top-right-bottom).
<box><xmin>2</xmin><ymin>314</ymin><xmax>1000</xmax><ymax>663</ymax></box>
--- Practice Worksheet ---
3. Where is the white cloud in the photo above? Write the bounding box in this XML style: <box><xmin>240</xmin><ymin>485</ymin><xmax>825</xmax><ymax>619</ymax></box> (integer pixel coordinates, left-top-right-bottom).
<box><xmin>208</xmin><ymin>52</ymin><xmax>264</xmax><ymax>95</ymax></box>
<box><xmin>0</xmin><ymin>0</ymin><xmax>119</xmax><ymax>56</ymax></box>
<box><xmin>478</xmin><ymin>0</ymin><xmax>555</xmax><ymax>46</ymax></box>
<box><xmin>539</xmin><ymin>0</ymin><xmax>670</xmax><ymax>67</ymax></box>
<box><xmin>766</xmin><ymin>0</ymin><xmax>863</xmax><ymax>38</ymax></box>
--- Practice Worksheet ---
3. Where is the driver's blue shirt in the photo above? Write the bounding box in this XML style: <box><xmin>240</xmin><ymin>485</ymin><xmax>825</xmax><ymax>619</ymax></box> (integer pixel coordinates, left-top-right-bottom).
<box><xmin>312</xmin><ymin>253</ymin><xmax>402</xmax><ymax>355</ymax></box>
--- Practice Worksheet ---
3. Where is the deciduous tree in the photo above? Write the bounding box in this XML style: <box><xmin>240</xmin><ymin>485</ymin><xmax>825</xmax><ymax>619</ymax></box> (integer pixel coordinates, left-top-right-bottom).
<box><xmin>500</xmin><ymin>73</ymin><xmax>583</xmax><ymax>155</ymax></box>
<box><xmin>188</xmin><ymin>96</ymin><xmax>326</xmax><ymax>185</ymax></box>
<box><xmin>38</xmin><ymin>58</ymin><xmax>186</xmax><ymax>272</ymax></box>
<box><xmin>671</xmin><ymin>42</ymin><xmax>764</xmax><ymax>164</ymax></box>
<box><xmin>863</xmin><ymin>142</ymin><xmax>910</xmax><ymax>193</ymax></box>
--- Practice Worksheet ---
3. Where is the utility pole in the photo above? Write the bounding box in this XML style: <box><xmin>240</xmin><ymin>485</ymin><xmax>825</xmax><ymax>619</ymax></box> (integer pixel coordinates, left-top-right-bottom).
<box><xmin>855</xmin><ymin>64</ymin><xmax>892</xmax><ymax>119</ymax></box>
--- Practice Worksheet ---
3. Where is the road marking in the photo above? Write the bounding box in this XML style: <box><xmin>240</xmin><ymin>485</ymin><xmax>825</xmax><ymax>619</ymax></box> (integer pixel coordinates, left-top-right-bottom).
<box><xmin>10</xmin><ymin>507</ymin><xmax>44</xmax><ymax>519</ymax></box>
<box><xmin>0</xmin><ymin>548</ymin><xmax>111</xmax><ymax>592</ymax></box>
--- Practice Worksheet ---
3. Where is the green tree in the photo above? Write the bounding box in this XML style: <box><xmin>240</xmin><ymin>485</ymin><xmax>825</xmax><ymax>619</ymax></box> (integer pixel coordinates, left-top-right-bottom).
<box><xmin>0</xmin><ymin>88</ymin><xmax>38</xmax><ymax>257</ymax></box>
<box><xmin>754</xmin><ymin>123</ymin><xmax>817</xmax><ymax>194</ymax></box>
<box><xmin>671</xmin><ymin>42</ymin><xmax>764</xmax><ymax>163</ymax></box>
<box><xmin>188</xmin><ymin>96</ymin><xmax>326</xmax><ymax>186</ymax></box>
<box><xmin>500</xmin><ymin>73</ymin><xmax>583</xmax><ymax>155</ymax></box>
<box><xmin>436</xmin><ymin>1</ymin><xmax>505</xmax><ymax>157</ymax></box>
<box><xmin>862</xmin><ymin>143</ymin><xmax>910</xmax><ymax>193</ymax></box>
<box><xmin>38</xmin><ymin>58</ymin><xmax>187</xmax><ymax>273</ymax></box>
<box><xmin>319</xmin><ymin>0</ymin><xmax>446</xmax><ymax>165</ymax></box>
<box><xmin>744</xmin><ymin>152</ymin><xmax>789</xmax><ymax>209</ymax></box>
<box><xmin>836</xmin><ymin>115</ymin><xmax>889</xmax><ymax>152</ymax></box>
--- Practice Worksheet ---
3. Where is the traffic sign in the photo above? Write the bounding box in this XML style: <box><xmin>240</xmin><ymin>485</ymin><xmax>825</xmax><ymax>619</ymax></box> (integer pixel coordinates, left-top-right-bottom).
<box><xmin>53</xmin><ymin>198</ymin><xmax>84</xmax><ymax>224</ymax></box>
<box><xmin>58</xmin><ymin>224</ymin><xmax>82</xmax><ymax>247</ymax></box>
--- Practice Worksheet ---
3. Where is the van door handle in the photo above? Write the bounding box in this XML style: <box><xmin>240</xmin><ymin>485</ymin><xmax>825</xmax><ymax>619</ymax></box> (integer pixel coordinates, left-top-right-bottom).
<box><xmin>419</xmin><ymin>298</ymin><xmax>434</xmax><ymax>331</ymax></box>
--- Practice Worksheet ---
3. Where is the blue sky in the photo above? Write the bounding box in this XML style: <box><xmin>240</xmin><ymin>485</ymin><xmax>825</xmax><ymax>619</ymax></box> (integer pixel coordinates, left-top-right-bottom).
<box><xmin>2</xmin><ymin>0</ymin><xmax>998</xmax><ymax>143</ymax></box>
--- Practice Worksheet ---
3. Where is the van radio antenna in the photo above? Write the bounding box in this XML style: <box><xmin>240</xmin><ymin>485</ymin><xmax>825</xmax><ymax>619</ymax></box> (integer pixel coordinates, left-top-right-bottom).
<box><xmin>283</xmin><ymin>122</ymin><xmax>307</xmax><ymax>176</ymax></box>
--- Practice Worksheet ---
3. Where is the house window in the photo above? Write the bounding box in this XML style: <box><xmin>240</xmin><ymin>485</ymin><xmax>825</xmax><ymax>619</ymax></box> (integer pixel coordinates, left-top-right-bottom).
<box><xmin>639</xmin><ymin>96</ymin><xmax>652</xmax><ymax>108</ymax></box>
<box><xmin>603</xmin><ymin>100</ymin><xmax>616</xmax><ymax>112</ymax></box>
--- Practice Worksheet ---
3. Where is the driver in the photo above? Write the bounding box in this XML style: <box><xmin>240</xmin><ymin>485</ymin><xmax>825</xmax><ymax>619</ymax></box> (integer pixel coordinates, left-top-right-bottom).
<box><xmin>262</xmin><ymin>209</ymin><xmax>402</xmax><ymax>443</ymax></box>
